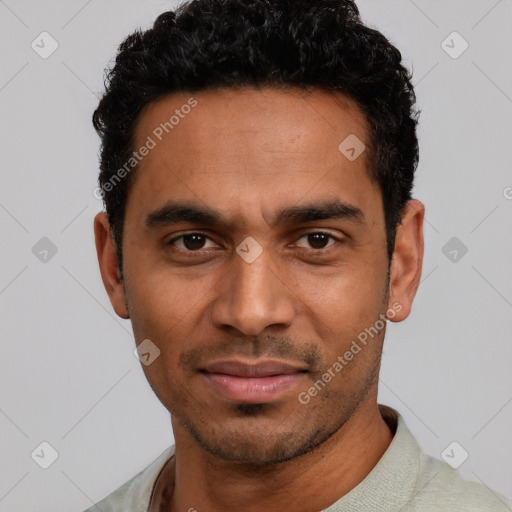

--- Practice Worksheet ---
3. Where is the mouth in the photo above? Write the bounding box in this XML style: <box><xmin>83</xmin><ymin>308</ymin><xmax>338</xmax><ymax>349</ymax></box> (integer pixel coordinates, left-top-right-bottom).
<box><xmin>200</xmin><ymin>359</ymin><xmax>308</xmax><ymax>403</ymax></box>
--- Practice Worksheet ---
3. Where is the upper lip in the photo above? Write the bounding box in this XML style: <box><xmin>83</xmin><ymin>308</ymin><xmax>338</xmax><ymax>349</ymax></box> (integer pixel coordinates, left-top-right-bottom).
<box><xmin>201</xmin><ymin>359</ymin><xmax>307</xmax><ymax>377</ymax></box>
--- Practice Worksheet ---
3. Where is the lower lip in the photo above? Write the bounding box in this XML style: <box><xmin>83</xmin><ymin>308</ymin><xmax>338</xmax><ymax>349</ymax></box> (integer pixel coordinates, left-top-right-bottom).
<box><xmin>202</xmin><ymin>372</ymin><xmax>306</xmax><ymax>403</ymax></box>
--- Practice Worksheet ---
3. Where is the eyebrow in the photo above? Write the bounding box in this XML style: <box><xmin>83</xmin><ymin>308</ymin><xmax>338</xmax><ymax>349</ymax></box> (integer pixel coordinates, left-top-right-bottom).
<box><xmin>145</xmin><ymin>199</ymin><xmax>365</xmax><ymax>230</ymax></box>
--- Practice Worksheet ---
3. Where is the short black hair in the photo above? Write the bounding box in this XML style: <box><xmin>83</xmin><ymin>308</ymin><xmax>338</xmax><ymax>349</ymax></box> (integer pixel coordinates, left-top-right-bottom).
<box><xmin>93</xmin><ymin>0</ymin><xmax>419</xmax><ymax>276</ymax></box>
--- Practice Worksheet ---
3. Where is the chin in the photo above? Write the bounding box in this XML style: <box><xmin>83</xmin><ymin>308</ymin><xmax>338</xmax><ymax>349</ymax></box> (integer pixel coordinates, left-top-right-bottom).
<box><xmin>185</xmin><ymin>418</ymin><xmax>332</xmax><ymax>465</ymax></box>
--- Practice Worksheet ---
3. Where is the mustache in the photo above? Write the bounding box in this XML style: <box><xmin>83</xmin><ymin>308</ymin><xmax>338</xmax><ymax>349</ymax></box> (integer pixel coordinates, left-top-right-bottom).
<box><xmin>180</xmin><ymin>334</ymin><xmax>322</xmax><ymax>369</ymax></box>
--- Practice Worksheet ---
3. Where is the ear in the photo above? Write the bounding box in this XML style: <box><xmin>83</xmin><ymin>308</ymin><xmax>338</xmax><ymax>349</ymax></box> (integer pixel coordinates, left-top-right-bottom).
<box><xmin>387</xmin><ymin>199</ymin><xmax>425</xmax><ymax>322</ymax></box>
<box><xmin>94</xmin><ymin>212</ymin><xmax>130</xmax><ymax>319</ymax></box>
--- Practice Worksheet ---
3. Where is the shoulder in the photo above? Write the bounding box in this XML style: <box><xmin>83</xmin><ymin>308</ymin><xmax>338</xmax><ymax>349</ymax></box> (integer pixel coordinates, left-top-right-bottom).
<box><xmin>407</xmin><ymin>448</ymin><xmax>512</xmax><ymax>511</ymax></box>
<box><xmin>378</xmin><ymin>406</ymin><xmax>512</xmax><ymax>511</ymax></box>
<box><xmin>82</xmin><ymin>446</ymin><xmax>175</xmax><ymax>512</ymax></box>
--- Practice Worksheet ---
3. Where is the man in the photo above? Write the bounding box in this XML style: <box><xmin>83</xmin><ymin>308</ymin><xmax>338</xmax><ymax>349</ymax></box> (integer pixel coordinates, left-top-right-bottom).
<box><xmin>89</xmin><ymin>0</ymin><xmax>511</xmax><ymax>510</ymax></box>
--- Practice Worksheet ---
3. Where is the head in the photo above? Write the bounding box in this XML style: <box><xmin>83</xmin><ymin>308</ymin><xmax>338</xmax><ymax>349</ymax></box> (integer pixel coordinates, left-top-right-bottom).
<box><xmin>94</xmin><ymin>0</ymin><xmax>424</xmax><ymax>465</ymax></box>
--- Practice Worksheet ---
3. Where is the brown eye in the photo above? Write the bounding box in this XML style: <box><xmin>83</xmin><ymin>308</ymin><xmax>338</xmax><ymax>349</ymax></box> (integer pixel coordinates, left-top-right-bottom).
<box><xmin>168</xmin><ymin>233</ymin><xmax>217</xmax><ymax>251</ymax></box>
<box><xmin>295</xmin><ymin>232</ymin><xmax>338</xmax><ymax>250</ymax></box>
<box><xmin>308</xmin><ymin>233</ymin><xmax>330</xmax><ymax>249</ymax></box>
<box><xmin>183</xmin><ymin>234</ymin><xmax>206</xmax><ymax>250</ymax></box>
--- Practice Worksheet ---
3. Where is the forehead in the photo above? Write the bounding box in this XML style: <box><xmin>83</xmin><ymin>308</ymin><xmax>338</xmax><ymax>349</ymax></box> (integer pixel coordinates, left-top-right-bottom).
<box><xmin>134</xmin><ymin>86</ymin><xmax>369</xmax><ymax>162</ymax></box>
<box><xmin>127</xmin><ymin>87</ymin><xmax>379</xmax><ymax>226</ymax></box>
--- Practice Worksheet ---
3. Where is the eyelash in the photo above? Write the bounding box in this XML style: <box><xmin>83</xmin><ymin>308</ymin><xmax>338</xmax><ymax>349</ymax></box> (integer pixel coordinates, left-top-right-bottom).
<box><xmin>166</xmin><ymin>232</ymin><xmax>342</xmax><ymax>254</ymax></box>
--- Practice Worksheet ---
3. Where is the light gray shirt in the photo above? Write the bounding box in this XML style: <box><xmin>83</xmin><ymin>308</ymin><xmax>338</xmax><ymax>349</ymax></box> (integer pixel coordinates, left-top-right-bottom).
<box><xmin>85</xmin><ymin>407</ymin><xmax>512</xmax><ymax>511</ymax></box>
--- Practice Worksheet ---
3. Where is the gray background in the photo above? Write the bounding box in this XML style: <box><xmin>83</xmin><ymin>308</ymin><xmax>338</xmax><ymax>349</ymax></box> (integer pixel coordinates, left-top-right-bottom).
<box><xmin>1</xmin><ymin>0</ymin><xmax>511</xmax><ymax>510</ymax></box>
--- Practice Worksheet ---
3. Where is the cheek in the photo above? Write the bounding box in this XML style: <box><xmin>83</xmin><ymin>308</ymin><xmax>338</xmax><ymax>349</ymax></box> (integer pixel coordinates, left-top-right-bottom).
<box><xmin>292</xmin><ymin>266</ymin><xmax>388</xmax><ymax>365</ymax></box>
<box><xmin>127</xmin><ymin>275</ymin><xmax>196</xmax><ymax>394</ymax></box>
<box><xmin>138</xmin><ymin>355</ymin><xmax>192</xmax><ymax>416</ymax></box>
<box><xmin>125</xmin><ymin>269</ymin><xmax>219</xmax><ymax>388</ymax></box>
<box><xmin>126</xmin><ymin>268</ymin><xmax>209</xmax><ymax>332</ymax></box>
<box><xmin>293</xmin><ymin>258</ymin><xmax>386</xmax><ymax>319</ymax></box>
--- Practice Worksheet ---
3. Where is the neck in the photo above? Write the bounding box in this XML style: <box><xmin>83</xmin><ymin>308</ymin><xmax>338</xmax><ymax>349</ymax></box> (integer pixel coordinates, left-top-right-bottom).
<box><xmin>151</xmin><ymin>397</ymin><xmax>394</xmax><ymax>512</ymax></box>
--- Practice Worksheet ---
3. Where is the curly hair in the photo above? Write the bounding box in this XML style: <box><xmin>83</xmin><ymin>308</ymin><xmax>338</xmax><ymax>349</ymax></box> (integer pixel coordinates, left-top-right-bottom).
<box><xmin>93</xmin><ymin>0</ymin><xmax>419</xmax><ymax>275</ymax></box>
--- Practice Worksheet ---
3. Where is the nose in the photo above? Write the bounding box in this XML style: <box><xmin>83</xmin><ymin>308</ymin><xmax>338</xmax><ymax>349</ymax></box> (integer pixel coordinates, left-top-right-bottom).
<box><xmin>210</xmin><ymin>247</ymin><xmax>296</xmax><ymax>336</ymax></box>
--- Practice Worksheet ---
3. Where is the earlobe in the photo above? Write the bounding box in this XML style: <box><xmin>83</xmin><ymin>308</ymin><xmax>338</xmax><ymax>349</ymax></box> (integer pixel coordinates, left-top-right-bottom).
<box><xmin>387</xmin><ymin>199</ymin><xmax>425</xmax><ymax>323</ymax></box>
<box><xmin>94</xmin><ymin>212</ymin><xmax>130</xmax><ymax>319</ymax></box>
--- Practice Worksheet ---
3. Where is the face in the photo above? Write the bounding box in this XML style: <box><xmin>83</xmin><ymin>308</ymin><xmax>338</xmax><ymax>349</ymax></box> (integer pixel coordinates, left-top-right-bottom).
<box><xmin>95</xmin><ymin>87</ymin><xmax>423</xmax><ymax>465</ymax></box>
